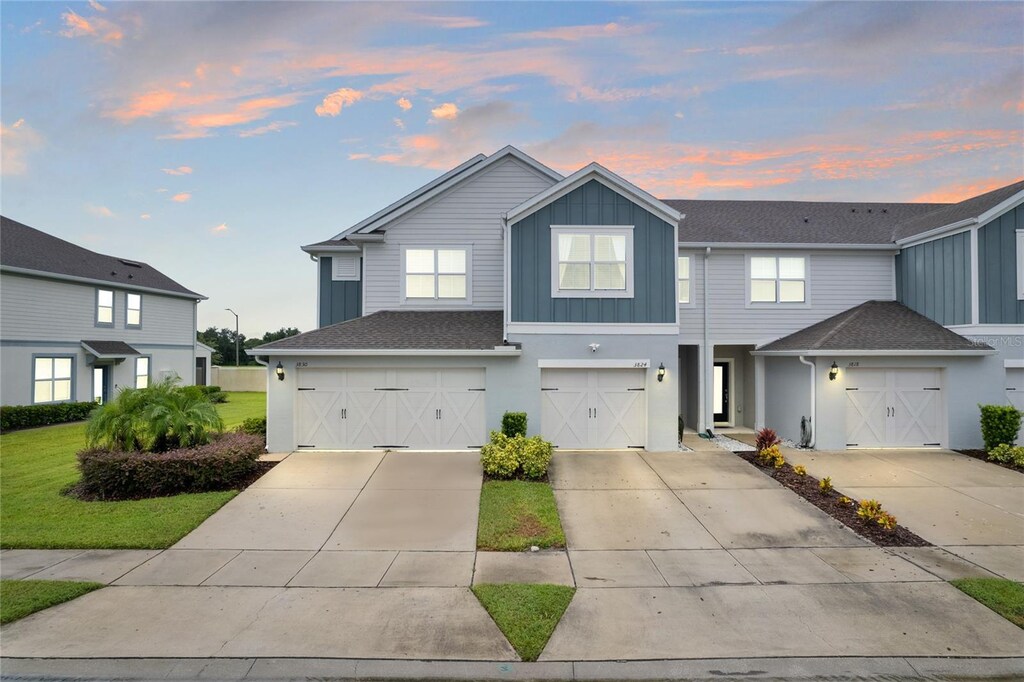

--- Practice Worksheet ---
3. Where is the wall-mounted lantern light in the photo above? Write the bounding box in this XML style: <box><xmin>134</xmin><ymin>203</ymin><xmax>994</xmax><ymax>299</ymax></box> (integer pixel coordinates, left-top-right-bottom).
<box><xmin>829</xmin><ymin>361</ymin><xmax>839</xmax><ymax>381</ymax></box>
<box><xmin>657</xmin><ymin>362</ymin><xmax>666</xmax><ymax>382</ymax></box>
<box><xmin>276</xmin><ymin>361</ymin><xmax>285</xmax><ymax>381</ymax></box>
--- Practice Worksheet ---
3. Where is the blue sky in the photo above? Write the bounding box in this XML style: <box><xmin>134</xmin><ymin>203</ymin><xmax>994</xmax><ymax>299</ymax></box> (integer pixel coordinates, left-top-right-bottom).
<box><xmin>2</xmin><ymin>1</ymin><xmax>1021</xmax><ymax>334</ymax></box>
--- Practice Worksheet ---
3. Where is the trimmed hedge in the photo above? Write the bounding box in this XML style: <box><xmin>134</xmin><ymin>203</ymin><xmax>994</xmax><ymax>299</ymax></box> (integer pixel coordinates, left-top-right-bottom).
<box><xmin>980</xmin><ymin>404</ymin><xmax>1022</xmax><ymax>450</ymax></box>
<box><xmin>481</xmin><ymin>431</ymin><xmax>553</xmax><ymax>480</ymax></box>
<box><xmin>1</xmin><ymin>402</ymin><xmax>98</xmax><ymax>433</ymax></box>
<box><xmin>501</xmin><ymin>412</ymin><xmax>528</xmax><ymax>438</ymax></box>
<box><xmin>183</xmin><ymin>385</ymin><xmax>227</xmax><ymax>404</ymax></box>
<box><xmin>75</xmin><ymin>432</ymin><xmax>264</xmax><ymax>500</ymax></box>
<box><xmin>238</xmin><ymin>416</ymin><xmax>267</xmax><ymax>437</ymax></box>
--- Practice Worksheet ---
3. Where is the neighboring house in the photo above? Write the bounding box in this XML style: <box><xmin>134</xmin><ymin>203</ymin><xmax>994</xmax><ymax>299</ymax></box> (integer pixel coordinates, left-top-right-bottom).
<box><xmin>252</xmin><ymin>146</ymin><xmax>1023</xmax><ymax>453</ymax></box>
<box><xmin>0</xmin><ymin>217</ymin><xmax>208</xmax><ymax>406</ymax></box>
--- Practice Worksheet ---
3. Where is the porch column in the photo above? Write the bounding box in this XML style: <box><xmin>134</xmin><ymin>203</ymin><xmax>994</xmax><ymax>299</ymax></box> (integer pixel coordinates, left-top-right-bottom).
<box><xmin>754</xmin><ymin>354</ymin><xmax>765</xmax><ymax>431</ymax></box>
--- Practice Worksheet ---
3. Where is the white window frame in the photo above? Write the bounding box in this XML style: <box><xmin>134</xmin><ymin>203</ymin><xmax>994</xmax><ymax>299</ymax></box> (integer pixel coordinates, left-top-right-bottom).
<box><xmin>32</xmin><ymin>356</ymin><xmax>74</xmax><ymax>404</ymax></box>
<box><xmin>550</xmin><ymin>226</ymin><xmax>634</xmax><ymax>299</ymax></box>
<box><xmin>400</xmin><ymin>245</ymin><xmax>473</xmax><ymax>305</ymax></box>
<box><xmin>1016</xmin><ymin>229</ymin><xmax>1024</xmax><ymax>300</ymax></box>
<box><xmin>96</xmin><ymin>288</ymin><xmax>114</xmax><ymax>326</ymax></box>
<box><xmin>135</xmin><ymin>356</ymin><xmax>150</xmax><ymax>389</ymax></box>
<box><xmin>126</xmin><ymin>293</ymin><xmax>142</xmax><ymax>328</ymax></box>
<box><xmin>678</xmin><ymin>255</ymin><xmax>693</xmax><ymax>305</ymax></box>
<box><xmin>745</xmin><ymin>254</ymin><xmax>810</xmax><ymax>308</ymax></box>
<box><xmin>331</xmin><ymin>254</ymin><xmax>361</xmax><ymax>281</ymax></box>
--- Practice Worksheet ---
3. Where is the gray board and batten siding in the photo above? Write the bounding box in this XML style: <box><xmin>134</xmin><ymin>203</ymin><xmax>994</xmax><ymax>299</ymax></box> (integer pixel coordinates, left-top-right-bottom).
<box><xmin>896</xmin><ymin>231</ymin><xmax>972</xmax><ymax>326</ymax></box>
<box><xmin>510</xmin><ymin>179</ymin><xmax>676</xmax><ymax>324</ymax></box>
<box><xmin>319</xmin><ymin>256</ymin><xmax>362</xmax><ymax>326</ymax></box>
<box><xmin>978</xmin><ymin>203</ymin><xmax>1023</xmax><ymax>324</ymax></box>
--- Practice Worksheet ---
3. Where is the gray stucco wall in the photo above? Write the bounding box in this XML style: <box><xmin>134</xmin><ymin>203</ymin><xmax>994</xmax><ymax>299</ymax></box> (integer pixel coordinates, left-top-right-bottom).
<box><xmin>763</xmin><ymin>357</ymin><xmax>813</xmax><ymax>445</ymax></box>
<box><xmin>318</xmin><ymin>257</ymin><xmax>362</xmax><ymax>327</ymax></box>
<box><xmin>978</xmin><ymin>204</ymin><xmax>1024</xmax><ymax>324</ymax></box>
<box><xmin>510</xmin><ymin>180</ymin><xmax>676</xmax><ymax>324</ymax></box>
<box><xmin>896</xmin><ymin>231</ymin><xmax>971</xmax><ymax>326</ymax></box>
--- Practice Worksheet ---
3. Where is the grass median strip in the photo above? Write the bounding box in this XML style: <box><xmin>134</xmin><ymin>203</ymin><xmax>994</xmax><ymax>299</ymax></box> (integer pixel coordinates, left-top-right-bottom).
<box><xmin>951</xmin><ymin>578</ymin><xmax>1024</xmax><ymax>628</ymax></box>
<box><xmin>1</xmin><ymin>580</ymin><xmax>104</xmax><ymax>625</ymax></box>
<box><xmin>477</xmin><ymin>480</ymin><xmax>565</xmax><ymax>551</ymax></box>
<box><xmin>473</xmin><ymin>584</ymin><xmax>575</xmax><ymax>661</ymax></box>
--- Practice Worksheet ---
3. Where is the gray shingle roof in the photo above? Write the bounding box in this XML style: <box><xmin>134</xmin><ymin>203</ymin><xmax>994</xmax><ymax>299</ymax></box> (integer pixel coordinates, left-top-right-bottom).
<box><xmin>81</xmin><ymin>340</ymin><xmax>141</xmax><ymax>358</ymax></box>
<box><xmin>757</xmin><ymin>301</ymin><xmax>990</xmax><ymax>353</ymax></box>
<box><xmin>1</xmin><ymin>216</ymin><xmax>203</xmax><ymax>298</ymax></box>
<box><xmin>302</xmin><ymin>237</ymin><xmax>356</xmax><ymax>250</ymax></box>
<box><xmin>891</xmin><ymin>180</ymin><xmax>1024</xmax><ymax>241</ymax></box>
<box><xmin>663</xmin><ymin>200</ymin><xmax>947</xmax><ymax>245</ymax></box>
<box><xmin>253</xmin><ymin>310</ymin><xmax>504</xmax><ymax>351</ymax></box>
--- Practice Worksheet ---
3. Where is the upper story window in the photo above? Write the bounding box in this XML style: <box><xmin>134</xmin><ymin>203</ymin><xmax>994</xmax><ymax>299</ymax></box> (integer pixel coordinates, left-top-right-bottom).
<box><xmin>678</xmin><ymin>256</ymin><xmax>691</xmax><ymax>304</ymax></box>
<box><xmin>126</xmin><ymin>293</ymin><xmax>142</xmax><ymax>327</ymax></box>
<box><xmin>749</xmin><ymin>255</ymin><xmax>807</xmax><ymax>303</ymax></box>
<box><xmin>551</xmin><ymin>226</ymin><xmax>634</xmax><ymax>298</ymax></box>
<box><xmin>403</xmin><ymin>247</ymin><xmax>468</xmax><ymax>300</ymax></box>
<box><xmin>34</xmin><ymin>357</ymin><xmax>72</xmax><ymax>404</ymax></box>
<box><xmin>135</xmin><ymin>357</ymin><xmax>150</xmax><ymax>389</ymax></box>
<box><xmin>96</xmin><ymin>289</ymin><xmax>114</xmax><ymax>326</ymax></box>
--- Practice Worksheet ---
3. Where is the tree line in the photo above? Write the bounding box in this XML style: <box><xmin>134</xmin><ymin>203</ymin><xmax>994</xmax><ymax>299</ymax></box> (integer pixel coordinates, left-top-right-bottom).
<box><xmin>197</xmin><ymin>327</ymin><xmax>300</xmax><ymax>366</ymax></box>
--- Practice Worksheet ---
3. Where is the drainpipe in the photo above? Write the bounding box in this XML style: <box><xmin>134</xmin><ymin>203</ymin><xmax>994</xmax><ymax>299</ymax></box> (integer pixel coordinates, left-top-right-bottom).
<box><xmin>500</xmin><ymin>213</ymin><xmax>510</xmax><ymax>344</ymax></box>
<box><xmin>700</xmin><ymin>247</ymin><xmax>711</xmax><ymax>433</ymax></box>
<box><xmin>797</xmin><ymin>355</ymin><xmax>816</xmax><ymax>448</ymax></box>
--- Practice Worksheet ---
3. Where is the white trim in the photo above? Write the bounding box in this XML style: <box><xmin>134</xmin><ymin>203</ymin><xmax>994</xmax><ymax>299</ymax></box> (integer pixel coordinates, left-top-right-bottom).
<box><xmin>978</xmin><ymin>190</ymin><xmax>1024</xmax><ymax>226</ymax></box>
<box><xmin>753</xmin><ymin>354</ymin><xmax>765</xmax><ymax>431</ymax></box>
<box><xmin>399</xmin><ymin>244</ymin><xmax>473</xmax><ymax>306</ymax></box>
<box><xmin>744</xmin><ymin>253</ymin><xmax>811</xmax><ymax>308</ymax></box>
<box><xmin>538</xmin><ymin>358</ymin><xmax>651</xmax><ymax>369</ymax></box>
<box><xmin>550</xmin><ymin>226</ymin><xmax>634</xmax><ymax>299</ymax></box>
<box><xmin>331</xmin><ymin>254</ymin><xmax>360</xmax><ymax>281</ymax></box>
<box><xmin>1016</xmin><ymin>229</ymin><xmax>1024</xmax><ymax>300</ymax></box>
<box><xmin>751</xmin><ymin>349</ymin><xmax>997</xmax><ymax>357</ymax></box>
<box><xmin>507</xmin><ymin>322</ymin><xmax>680</xmax><ymax>335</ymax></box>
<box><xmin>506</xmin><ymin>162</ymin><xmax>683</xmax><ymax>226</ymax></box>
<box><xmin>679</xmin><ymin>242</ymin><xmax>898</xmax><ymax>252</ymax></box>
<box><xmin>0</xmin><ymin>266</ymin><xmax>206</xmax><ymax>300</ymax></box>
<box><xmin>946</xmin><ymin>324</ymin><xmax>1024</xmax><ymax>335</ymax></box>
<box><xmin>895</xmin><ymin>219</ymin><xmax>976</xmax><ymax>248</ymax></box>
<box><xmin>249</xmin><ymin>348</ymin><xmax>521</xmax><ymax>357</ymax></box>
<box><xmin>711</xmin><ymin>357</ymin><xmax>735</xmax><ymax>427</ymax></box>
<box><xmin>970</xmin><ymin>227</ymin><xmax>980</xmax><ymax>325</ymax></box>
<box><xmin>302</xmin><ymin>244</ymin><xmax>362</xmax><ymax>255</ymax></box>
<box><xmin>1005</xmin><ymin>359</ymin><xmax>1024</xmax><ymax>368</ymax></box>
<box><xmin>677</xmin><ymin>254</ymin><xmax>695</xmax><ymax>308</ymax></box>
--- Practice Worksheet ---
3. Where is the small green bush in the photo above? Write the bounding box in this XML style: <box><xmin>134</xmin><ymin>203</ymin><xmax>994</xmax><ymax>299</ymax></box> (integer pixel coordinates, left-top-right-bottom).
<box><xmin>480</xmin><ymin>431</ymin><xmax>554</xmax><ymax>480</ymax></box>
<box><xmin>501</xmin><ymin>412</ymin><xmax>528</xmax><ymax>438</ymax></box>
<box><xmin>0</xmin><ymin>402</ymin><xmax>98</xmax><ymax>432</ymax></box>
<box><xmin>76</xmin><ymin>432</ymin><xmax>264</xmax><ymax>500</ymax></box>
<box><xmin>979</xmin><ymin>404</ymin><xmax>1022</xmax><ymax>450</ymax></box>
<box><xmin>988</xmin><ymin>443</ymin><xmax>1024</xmax><ymax>467</ymax></box>
<box><xmin>238</xmin><ymin>416</ymin><xmax>267</xmax><ymax>437</ymax></box>
<box><xmin>519</xmin><ymin>436</ymin><xmax>553</xmax><ymax>479</ymax></box>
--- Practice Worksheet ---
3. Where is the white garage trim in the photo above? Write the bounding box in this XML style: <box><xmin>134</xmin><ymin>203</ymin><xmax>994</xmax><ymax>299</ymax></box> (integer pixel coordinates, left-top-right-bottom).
<box><xmin>540</xmin><ymin>368</ymin><xmax>647</xmax><ymax>449</ymax></box>
<box><xmin>538</xmin><ymin>358</ymin><xmax>651</xmax><ymax>369</ymax></box>
<box><xmin>845</xmin><ymin>368</ymin><xmax>946</xmax><ymax>448</ymax></box>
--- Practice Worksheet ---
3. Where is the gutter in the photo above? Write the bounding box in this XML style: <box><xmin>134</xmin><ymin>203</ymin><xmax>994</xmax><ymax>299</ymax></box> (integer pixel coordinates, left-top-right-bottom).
<box><xmin>701</xmin><ymin>246</ymin><xmax>710</xmax><ymax>432</ymax></box>
<box><xmin>750</xmin><ymin>349</ymin><xmax>997</xmax><ymax>357</ymax></box>
<box><xmin>245</xmin><ymin>347</ymin><xmax>522</xmax><ymax>358</ymax></box>
<box><xmin>501</xmin><ymin>213</ymin><xmax>510</xmax><ymax>344</ymax></box>
<box><xmin>678</xmin><ymin>242</ymin><xmax>898</xmax><ymax>252</ymax></box>
<box><xmin>0</xmin><ymin>266</ymin><xmax>207</xmax><ymax>301</ymax></box>
<box><xmin>797</xmin><ymin>355</ymin><xmax>816</xmax><ymax>448</ymax></box>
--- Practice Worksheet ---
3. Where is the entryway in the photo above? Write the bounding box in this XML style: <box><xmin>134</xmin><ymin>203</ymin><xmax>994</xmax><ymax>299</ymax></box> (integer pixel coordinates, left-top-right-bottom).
<box><xmin>540</xmin><ymin>368</ymin><xmax>646</xmax><ymax>449</ymax></box>
<box><xmin>91</xmin><ymin>366</ymin><xmax>111</xmax><ymax>405</ymax></box>
<box><xmin>845</xmin><ymin>368</ymin><xmax>944</xmax><ymax>447</ymax></box>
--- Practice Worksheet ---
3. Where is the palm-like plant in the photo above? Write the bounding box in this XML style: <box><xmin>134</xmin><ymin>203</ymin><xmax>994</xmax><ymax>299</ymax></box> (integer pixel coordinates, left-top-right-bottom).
<box><xmin>145</xmin><ymin>387</ymin><xmax>224</xmax><ymax>451</ymax></box>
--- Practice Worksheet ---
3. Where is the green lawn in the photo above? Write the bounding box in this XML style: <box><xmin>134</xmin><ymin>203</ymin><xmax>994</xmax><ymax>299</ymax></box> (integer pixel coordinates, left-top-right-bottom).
<box><xmin>1</xmin><ymin>580</ymin><xmax>105</xmax><ymax>624</ymax></box>
<box><xmin>473</xmin><ymin>584</ymin><xmax>575</xmax><ymax>661</ymax></box>
<box><xmin>0</xmin><ymin>392</ymin><xmax>266</xmax><ymax>549</ymax></box>
<box><xmin>477</xmin><ymin>480</ymin><xmax>566</xmax><ymax>551</ymax></box>
<box><xmin>952</xmin><ymin>578</ymin><xmax>1024</xmax><ymax>628</ymax></box>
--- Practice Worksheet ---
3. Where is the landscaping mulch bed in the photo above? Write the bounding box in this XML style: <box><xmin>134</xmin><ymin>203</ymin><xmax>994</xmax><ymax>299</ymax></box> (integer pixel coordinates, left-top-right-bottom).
<box><xmin>954</xmin><ymin>449</ymin><xmax>1024</xmax><ymax>473</ymax></box>
<box><xmin>734</xmin><ymin>451</ymin><xmax>931</xmax><ymax>548</ymax></box>
<box><xmin>64</xmin><ymin>460</ymin><xmax>278</xmax><ymax>502</ymax></box>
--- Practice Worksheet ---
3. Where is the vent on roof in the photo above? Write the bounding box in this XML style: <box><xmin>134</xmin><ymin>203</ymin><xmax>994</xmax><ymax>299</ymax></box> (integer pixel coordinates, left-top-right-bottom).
<box><xmin>119</xmin><ymin>259</ymin><xmax>143</xmax><ymax>268</ymax></box>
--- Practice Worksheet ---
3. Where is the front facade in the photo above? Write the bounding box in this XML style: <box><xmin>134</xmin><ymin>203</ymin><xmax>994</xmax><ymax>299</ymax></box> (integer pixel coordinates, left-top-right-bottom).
<box><xmin>254</xmin><ymin>146</ymin><xmax>1023</xmax><ymax>453</ymax></box>
<box><xmin>0</xmin><ymin>217</ymin><xmax>208</xmax><ymax>406</ymax></box>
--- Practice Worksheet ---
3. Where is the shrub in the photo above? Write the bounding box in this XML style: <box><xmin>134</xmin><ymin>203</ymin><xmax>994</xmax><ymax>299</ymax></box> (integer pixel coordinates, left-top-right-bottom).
<box><xmin>819</xmin><ymin>476</ymin><xmax>833</xmax><ymax>493</ymax></box>
<box><xmin>480</xmin><ymin>431</ymin><xmax>554</xmax><ymax>480</ymax></box>
<box><xmin>773</xmin><ymin>453</ymin><xmax>786</xmax><ymax>469</ymax></box>
<box><xmin>856</xmin><ymin>499</ymin><xmax>884</xmax><ymax>522</ymax></box>
<box><xmin>76</xmin><ymin>432</ymin><xmax>264</xmax><ymax>500</ymax></box>
<box><xmin>793</xmin><ymin>464</ymin><xmax>807</xmax><ymax>476</ymax></box>
<box><xmin>183</xmin><ymin>385</ymin><xmax>227</xmax><ymax>404</ymax></box>
<box><xmin>501</xmin><ymin>412</ymin><xmax>528</xmax><ymax>438</ymax></box>
<box><xmin>755</xmin><ymin>427</ymin><xmax>781</xmax><ymax>453</ymax></box>
<box><xmin>757</xmin><ymin>443</ymin><xmax>780</xmax><ymax>465</ymax></box>
<box><xmin>0</xmin><ymin>402</ymin><xmax>98</xmax><ymax>432</ymax></box>
<box><xmin>238</xmin><ymin>416</ymin><xmax>267</xmax><ymax>437</ymax></box>
<box><xmin>877</xmin><ymin>512</ymin><xmax>898</xmax><ymax>530</ymax></box>
<box><xmin>979</xmin><ymin>404</ymin><xmax>1022</xmax><ymax>450</ymax></box>
<box><xmin>519</xmin><ymin>436</ymin><xmax>553</xmax><ymax>480</ymax></box>
<box><xmin>988</xmin><ymin>443</ymin><xmax>1024</xmax><ymax>467</ymax></box>
<box><xmin>837</xmin><ymin>495</ymin><xmax>853</xmax><ymax>505</ymax></box>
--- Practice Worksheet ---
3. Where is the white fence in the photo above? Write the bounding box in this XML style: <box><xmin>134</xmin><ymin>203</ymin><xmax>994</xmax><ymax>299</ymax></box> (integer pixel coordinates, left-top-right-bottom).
<box><xmin>211</xmin><ymin>366</ymin><xmax>266</xmax><ymax>392</ymax></box>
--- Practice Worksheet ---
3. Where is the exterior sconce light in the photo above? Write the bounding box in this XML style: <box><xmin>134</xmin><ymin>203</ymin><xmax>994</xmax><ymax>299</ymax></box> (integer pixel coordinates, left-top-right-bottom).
<box><xmin>829</xmin><ymin>361</ymin><xmax>839</xmax><ymax>381</ymax></box>
<box><xmin>275</xmin><ymin>361</ymin><xmax>285</xmax><ymax>381</ymax></box>
<box><xmin>657</xmin><ymin>363</ymin><xmax>666</xmax><ymax>382</ymax></box>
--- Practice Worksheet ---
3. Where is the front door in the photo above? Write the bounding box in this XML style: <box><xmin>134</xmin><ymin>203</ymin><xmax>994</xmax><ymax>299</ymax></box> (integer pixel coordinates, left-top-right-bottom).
<box><xmin>195</xmin><ymin>358</ymin><xmax>207</xmax><ymax>386</ymax></box>
<box><xmin>713</xmin><ymin>361</ymin><xmax>730</xmax><ymax>424</ymax></box>
<box><xmin>92</xmin><ymin>366</ymin><xmax>110</xmax><ymax>404</ymax></box>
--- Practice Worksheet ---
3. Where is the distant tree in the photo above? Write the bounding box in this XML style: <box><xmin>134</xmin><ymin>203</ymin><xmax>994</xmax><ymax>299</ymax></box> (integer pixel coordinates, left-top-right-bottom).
<box><xmin>199</xmin><ymin>327</ymin><xmax>300</xmax><ymax>366</ymax></box>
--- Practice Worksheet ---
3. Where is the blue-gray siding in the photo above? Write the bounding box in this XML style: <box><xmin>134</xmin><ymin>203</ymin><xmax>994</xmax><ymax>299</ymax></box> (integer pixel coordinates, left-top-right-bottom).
<box><xmin>511</xmin><ymin>180</ymin><xmax>676</xmax><ymax>323</ymax></box>
<box><xmin>978</xmin><ymin>204</ymin><xmax>1024</xmax><ymax>324</ymax></box>
<box><xmin>319</xmin><ymin>257</ymin><xmax>362</xmax><ymax>327</ymax></box>
<box><xmin>896</xmin><ymin>231</ymin><xmax>971</xmax><ymax>326</ymax></box>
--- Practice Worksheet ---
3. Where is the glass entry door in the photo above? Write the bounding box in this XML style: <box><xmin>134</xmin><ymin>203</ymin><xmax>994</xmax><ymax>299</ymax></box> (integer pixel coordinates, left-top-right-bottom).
<box><xmin>93</xmin><ymin>366</ymin><xmax>110</xmax><ymax>404</ymax></box>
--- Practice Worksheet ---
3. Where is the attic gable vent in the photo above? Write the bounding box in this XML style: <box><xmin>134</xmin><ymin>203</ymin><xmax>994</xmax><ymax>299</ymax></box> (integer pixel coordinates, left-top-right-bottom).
<box><xmin>332</xmin><ymin>254</ymin><xmax>360</xmax><ymax>281</ymax></box>
<box><xmin>119</xmin><ymin>259</ymin><xmax>143</xmax><ymax>268</ymax></box>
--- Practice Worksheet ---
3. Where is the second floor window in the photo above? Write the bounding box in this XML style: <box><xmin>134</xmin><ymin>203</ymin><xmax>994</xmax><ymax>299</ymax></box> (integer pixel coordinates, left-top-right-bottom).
<box><xmin>96</xmin><ymin>289</ymin><xmax>113</xmax><ymax>325</ymax></box>
<box><xmin>678</xmin><ymin>256</ymin><xmax>691</xmax><ymax>304</ymax></box>
<box><xmin>551</xmin><ymin>227</ymin><xmax>634</xmax><ymax>298</ymax></box>
<box><xmin>127</xmin><ymin>293</ymin><xmax>142</xmax><ymax>327</ymax></box>
<box><xmin>750</xmin><ymin>256</ymin><xmax>807</xmax><ymax>303</ymax></box>
<box><xmin>404</xmin><ymin>248</ymin><xmax>467</xmax><ymax>300</ymax></box>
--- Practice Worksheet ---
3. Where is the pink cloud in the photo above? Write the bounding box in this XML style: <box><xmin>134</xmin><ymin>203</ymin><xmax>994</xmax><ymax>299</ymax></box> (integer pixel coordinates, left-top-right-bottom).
<box><xmin>86</xmin><ymin>204</ymin><xmax>114</xmax><ymax>218</ymax></box>
<box><xmin>210</xmin><ymin>223</ymin><xmax>228</xmax><ymax>234</ymax></box>
<box><xmin>315</xmin><ymin>88</ymin><xmax>363</xmax><ymax>117</ymax></box>
<box><xmin>237</xmin><ymin>120</ymin><xmax>297</xmax><ymax>137</ymax></box>
<box><xmin>348</xmin><ymin>153</ymin><xmax>371</xmax><ymax>160</ymax></box>
<box><xmin>396</xmin><ymin>97</ymin><xmax>412</xmax><ymax>111</ymax></box>
<box><xmin>60</xmin><ymin>10</ymin><xmax>123</xmax><ymax>44</ymax></box>
<box><xmin>161</xmin><ymin>165</ymin><xmax>193</xmax><ymax>175</ymax></box>
<box><xmin>512</xmin><ymin>22</ymin><xmax>649</xmax><ymax>42</ymax></box>
<box><xmin>431</xmin><ymin>102</ymin><xmax>459</xmax><ymax>120</ymax></box>
<box><xmin>1</xmin><ymin>118</ymin><xmax>43</xmax><ymax>176</ymax></box>
<box><xmin>912</xmin><ymin>177</ymin><xmax>1020</xmax><ymax>203</ymax></box>
<box><xmin>171</xmin><ymin>192</ymin><xmax>191</xmax><ymax>203</ymax></box>
<box><xmin>139</xmin><ymin>213</ymin><xmax>151</xmax><ymax>219</ymax></box>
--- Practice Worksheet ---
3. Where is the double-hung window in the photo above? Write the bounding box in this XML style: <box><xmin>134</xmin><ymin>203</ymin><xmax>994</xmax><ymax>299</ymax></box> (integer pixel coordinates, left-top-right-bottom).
<box><xmin>750</xmin><ymin>256</ymin><xmax>807</xmax><ymax>303</ymax></box>
<box><xmin>96</xmin><ymin>289</ymin><xmax>114</xmax><ymax>325</ymax></box>
<box><xmin>126</xmin><ymin>293</ymin><xmax>142</xmax><ymax>327</ymax></box>
<box><xmin>678</xmin><ymin>256</ymin><xmax>691</xmax><ymax>304</ymax></box>
<box><xmin>404</xmin><ymin>248</ymin><xmax>468</xmax><ymax>300</ymax></box>
<box><xmin>34</xmin><ymin>357</ymin><xmax>72</xmax><ymax>404</ymax></box>
<box><xmin>551</xmin><ymin>227</ymin><xmax>633</xmax><ymax>298</ymax></box>
<box><xmin>135</xmin><ymin>357</ymin><xmax>150</xmax><ymax>389</ymax></box>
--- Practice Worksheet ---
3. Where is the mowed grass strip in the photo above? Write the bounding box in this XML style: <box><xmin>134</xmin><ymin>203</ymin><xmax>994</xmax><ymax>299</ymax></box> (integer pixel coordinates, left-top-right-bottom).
<box><xmin>473</xmin><ymin>584</ymin><xmax>575</xmax><ymax>662</ymax></box>
<box><xmin>0</xmin><ymin>392</ymin><xmax>265</xmax><ymax>549</ymax></box>
<box><xmin>952</xmin><ymin>578</ymin><xmax>1024</xmax><ymax>628</ymax></box>
<box><xmin>477</xmin><ymin>480</ymin><xmax>565</xmax><ymax>551</ymax></box>
<box><xmin>1</xmin><ymin>580</ymin><xmax>105</xmax><ymax>624</ymax></box>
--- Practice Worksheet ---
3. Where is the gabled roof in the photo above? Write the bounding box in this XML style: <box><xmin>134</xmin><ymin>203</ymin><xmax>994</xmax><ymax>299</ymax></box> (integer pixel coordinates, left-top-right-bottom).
<box><xmin>892</xmin><ymin>179</ymin><xmax>1024</xmax><ymax>242</ymax></box>
<box><xmin>755</xmin><ymin>301</ymin><xmax>993</xmax><ymax>355</ymax></box>
<box><xmin>1</xmin><ymin>216</ymin><xmax>204</xmax><ymax>299</ymax></box>
<box><xmin>251</xmin><ymin>310</ymin><xmax>507</xmax><ymax>353</ymax></box>
<box><xmin>506</xmin><ymin>162</ymin><xmax>683</xmax><ymax>226</ymax></box>
<box><xmin>664</xmin><ymin>200</ymin><xmax>945</xmax><ymax>245</ymax></box>
<box><xmin>81</xmin><ymin>340</ymin><xmax>140</xmax><ymax>359</ymax></box>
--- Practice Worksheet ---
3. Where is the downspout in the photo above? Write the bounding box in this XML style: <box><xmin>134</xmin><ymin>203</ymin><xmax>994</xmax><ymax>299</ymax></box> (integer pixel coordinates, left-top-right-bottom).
<box><xmin>309</xmin><ymin>253</ymin><xmax>320</xmax><ymax>328</ymax></box>
<box><xmin>501</xmin><ymin>213</ymin><xmax>510</xmax><ymax>343</ymax></box>
<box><xmin>797</xmin><ymin>355</ymin><xmax>816</xmax><ymax>448</ymax></box>
<box><xmin>701</xmin><ymin>247</ymin><xmax>711</xmax><ymax>433</ymax></box>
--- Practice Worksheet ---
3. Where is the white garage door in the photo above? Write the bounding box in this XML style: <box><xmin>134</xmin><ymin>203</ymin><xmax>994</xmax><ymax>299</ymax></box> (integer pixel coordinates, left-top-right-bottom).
<box><xmin>541</xmin><ymin>369</ymin><xmax>646</xmax><ymax>449</ymax></box>
<box><xmin>845</xmin><ymin>368</ymin><xmax>943</xmax><ymax>448</ymax></box>
<box><xmin>295</xmin><ymin>368</ymin><xmax>486</xmax><ymax>450</ymax></box>
<box><xmin>1007</xmin><ymin>368</ymin><xmax>1024</xmax><ymax>443</ymax></box>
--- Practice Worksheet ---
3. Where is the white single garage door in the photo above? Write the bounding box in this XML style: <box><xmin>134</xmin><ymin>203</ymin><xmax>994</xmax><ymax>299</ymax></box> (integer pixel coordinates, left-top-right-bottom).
<box><xmin>540</xmin><ymin>368</ymin><xmax>646</xmax><ymax>449</ymax></box>
<box><xmin>295</xmin><ymin>368</ymin><xmax>486</xmax><ymax>450</ymax></box>
<box><xmin>1007</xmin><ymin>368</ymin><xmax>1024</xmax><ymax>443</ymax></box>
<box><xmin>845</xmin><ymin>368</ymin><xmax>944</xmax><ymax>448</ymax></box>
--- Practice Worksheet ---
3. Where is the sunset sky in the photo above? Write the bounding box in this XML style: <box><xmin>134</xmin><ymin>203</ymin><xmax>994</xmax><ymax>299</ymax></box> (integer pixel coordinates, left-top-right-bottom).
<box><xmin>2</xmin><ymin>1</ymin><xmax>1021</xmax><ymax>334</ymax></box>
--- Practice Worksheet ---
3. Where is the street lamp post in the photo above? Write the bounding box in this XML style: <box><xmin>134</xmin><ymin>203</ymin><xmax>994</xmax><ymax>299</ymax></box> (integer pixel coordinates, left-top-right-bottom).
<box><xmin>225</xmin><ymin>308</ymin><xmax>239</xmax><ymax>367</ymax></box>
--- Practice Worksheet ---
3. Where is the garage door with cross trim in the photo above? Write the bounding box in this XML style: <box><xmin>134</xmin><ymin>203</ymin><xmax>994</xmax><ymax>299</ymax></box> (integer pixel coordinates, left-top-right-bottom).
<box><xmin>845</xmin><ymin>368</ymin><xmax>944</xmax><ymax>448</ymax></box>
<box><xmin>540</xmin><ymin>368</ymin><xmax>646</xmax><ymax>449</ymax></box>
<box><xmin>295</xmin><ymin>368</ymin><xmax>486</xmax><ymax>450</ymax></box>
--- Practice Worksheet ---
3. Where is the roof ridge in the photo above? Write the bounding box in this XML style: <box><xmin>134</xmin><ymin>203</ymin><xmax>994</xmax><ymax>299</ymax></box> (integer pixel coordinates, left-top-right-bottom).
<box><xmin>808</xmin><ymin>301</ymin><xmax>871</xmax><ymax>350</ymax></box>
